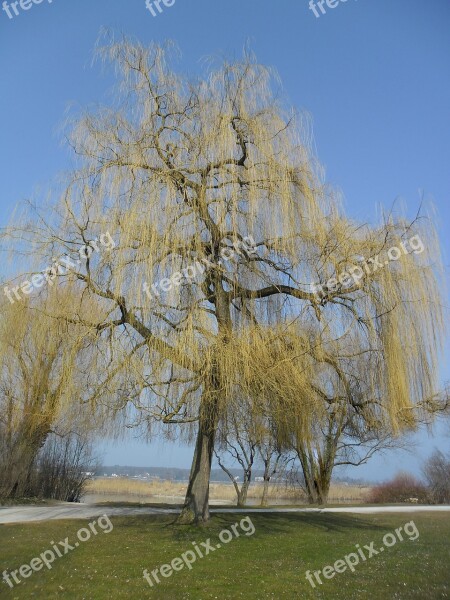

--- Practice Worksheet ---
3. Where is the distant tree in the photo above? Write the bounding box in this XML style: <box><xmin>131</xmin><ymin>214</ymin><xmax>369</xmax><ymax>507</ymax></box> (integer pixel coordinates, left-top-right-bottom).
<box><xmin>214</xmin><ymin>402</ymin><xmax>258</xmax><ymax>507</ymax></box>
<box><xmin>422</xmin><ymin>450</ymin><xmax>450</xmax><ymax>504</ymax></box>
<box><xmin>215</xmin><ymin>405</ymin><xmax>291</xmax><ymax>507</ymax></box>
<box><xmin>258</xmin><ymin>446</ymin><xmax>288</xmax><ymax>507</ymax></box>
<box><xmin>257</xmin><ymin>419</ymin><xmax>291</xmax><ymax>507</ymax></box>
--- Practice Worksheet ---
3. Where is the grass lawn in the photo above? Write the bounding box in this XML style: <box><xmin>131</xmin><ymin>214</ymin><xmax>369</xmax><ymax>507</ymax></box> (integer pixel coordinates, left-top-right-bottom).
<box><xmin>0</xmin><ymin>511</ymin><xmax>449</xmax><ymax>599</ymax></box>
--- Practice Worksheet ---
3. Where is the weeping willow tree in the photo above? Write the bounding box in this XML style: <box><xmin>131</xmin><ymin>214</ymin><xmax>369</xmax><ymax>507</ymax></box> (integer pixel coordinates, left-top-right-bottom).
<box><xmin>2</xmin><ymin>36</ymin><xmax>445</xmax><ymax>522</ymax></box>
<box><xmin>0</xmin><ymin>289</ymin><xmax>102</xmax><ymax>498</ymax></box>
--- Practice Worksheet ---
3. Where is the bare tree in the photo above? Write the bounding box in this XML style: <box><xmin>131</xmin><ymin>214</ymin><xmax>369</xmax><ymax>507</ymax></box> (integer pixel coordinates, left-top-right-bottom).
<box><xmin>2</xmin><ymin>37</ymin><xmax>445</xmax><ymax>523</ymax></box>
<box><xmin>214</xmin><ymin>403</ymin><xmax>258</xmax><ymax>507</ymax></box>
<box><xmin>214</xmin><ymin>446</ymin><xmax>254</xmax><ymax>508</ymax></box>
<box><xmin>423</xmin><ymin>450</ymin><xmax>450</xmax><ymax>504</ymax></box>
<box><xmin>258</xmin><ymin>437</ymin><xmax>290</xmax><ymax>508</ymax></box>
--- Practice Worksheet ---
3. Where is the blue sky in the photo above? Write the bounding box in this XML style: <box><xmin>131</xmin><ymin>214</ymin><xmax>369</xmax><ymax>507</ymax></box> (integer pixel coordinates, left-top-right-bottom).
<box><xmin>1</xmin><ymin>0</ymin><xmax>449</xmax><ymax>481</ymax></box>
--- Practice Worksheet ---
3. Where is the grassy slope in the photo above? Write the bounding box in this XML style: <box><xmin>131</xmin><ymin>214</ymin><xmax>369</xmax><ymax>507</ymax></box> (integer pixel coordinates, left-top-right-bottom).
<box><xmin>0</xmin><ymin>512</ymin><xmax>449</xmax><ymax>599</ymax></box>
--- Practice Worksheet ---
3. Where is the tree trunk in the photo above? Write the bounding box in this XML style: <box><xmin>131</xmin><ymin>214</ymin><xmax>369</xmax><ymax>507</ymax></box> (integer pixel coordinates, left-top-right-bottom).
<box><xmin>316</xmin><ymin>485</ymin><xmax>329</xmax><ymax>506</ymax></box>
<box><xmin>259</xmin><ymin>452</ymin><xmax>273</xmax><ymax>507</ymax></box>
<box><xmin>178</xmin><ymin>401</ymin><xmax>218</xmax><ymax>524</ymax></box>
<box><xmin>315</xmin><ymin>462</ymin><xmax>333</xmax><ymax>505</ymax></box>
<box><xmin>314</xmin><ymin>480</ymin><xmax>325</xmax><ymax>506</ymax></box>
<box><xmin>0</xmin><ymin>445</ymin><xmax>31</xmax><ymax>498</ymax></box>
<box><xmin>296</xmin><ymin>446</ymin><xmax>318</xmax><ymax>504</ymax></box>
<box><xmin>260</xmin><ymin>478</ymin><xmax>270</xmax><ymax>507</ymax></box>
<box><xmin>302</xmin><ymin>468</ymin><xmax>318</xmax><ymax>504</ymax></box>
<box><xmin>0</xmin><ymin>428</ymin><xmax>49</xmax><ymax>499</ymax></box>
<box><xmin>237</xmin><ymin>478</ymin><xmax>250</xmax><ymax>507</ymax></box>
<box><xmin>178</xmin><ymin>273</ymin><xmax>230</xmax><ymax>524</ymax></box>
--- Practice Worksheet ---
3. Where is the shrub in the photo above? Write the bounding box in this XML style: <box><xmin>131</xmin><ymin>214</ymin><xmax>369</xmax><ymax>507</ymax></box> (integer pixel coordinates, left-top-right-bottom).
<box><xmin>27</xmin><ymin>433</ymin><xmax>97</xmax><ymax>502</ymax></box>
<box><xmin>366</xmin><ymin>472</ymin><xmax>428</xmax><ymax>504</ymax></box>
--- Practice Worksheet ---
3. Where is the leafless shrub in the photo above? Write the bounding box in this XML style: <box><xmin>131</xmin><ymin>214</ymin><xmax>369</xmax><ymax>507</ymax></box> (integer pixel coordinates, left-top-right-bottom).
<box><xmin>27</xmin><ymin>432</ymin><xmax>98</xmax><ymax>502</ymax></box>
<box><xmin>366</xmin><ymin>472</ymin><xmax>428</xmax><ymax>504</ymax></box>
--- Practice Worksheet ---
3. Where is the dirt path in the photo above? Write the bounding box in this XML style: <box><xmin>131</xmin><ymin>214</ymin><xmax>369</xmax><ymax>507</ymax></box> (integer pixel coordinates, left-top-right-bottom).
<box><xmin>1</xmin><ymin>504</ymin><xmax>450</xmax><ymax>524</ymax></box>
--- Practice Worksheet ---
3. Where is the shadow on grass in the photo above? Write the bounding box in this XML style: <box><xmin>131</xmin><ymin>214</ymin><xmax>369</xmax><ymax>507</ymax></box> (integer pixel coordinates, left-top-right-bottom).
<box><xmin>213</xmin><ymin>512</ymin><xmax>385</xmax><ymax>535</ymax></box>
<box><xmin>111</xmin><ymin>511</ymin><xmax>386</xmax><ymax>545</ymax></box>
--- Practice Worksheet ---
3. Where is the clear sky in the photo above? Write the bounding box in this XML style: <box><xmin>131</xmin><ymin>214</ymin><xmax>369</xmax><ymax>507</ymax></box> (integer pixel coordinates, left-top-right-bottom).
<box><xmin>1</xmin><ymin>0</ymin><xmax>449</xmax><ymax>481</ymax></box>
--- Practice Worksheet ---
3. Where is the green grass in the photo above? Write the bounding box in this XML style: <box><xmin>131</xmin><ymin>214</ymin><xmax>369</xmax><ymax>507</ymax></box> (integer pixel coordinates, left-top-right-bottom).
<box><xmin>1</xmin><ymin>512</ymin><xmax>449</xmax><ymax>599</ymax></box>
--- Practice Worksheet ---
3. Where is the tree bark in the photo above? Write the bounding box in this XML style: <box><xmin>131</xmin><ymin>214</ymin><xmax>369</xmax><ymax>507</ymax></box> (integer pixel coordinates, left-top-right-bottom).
<box><xmin>237</xmin><ymin>479</ymin><xmax>250</xmax><ymax>507</ymax></box>
<box><xmin>177</xmin><ymin>400</ymin><xmax>218</xmax><ymax>524</ymax></box>
<box><xmin>178</xmin><ymin>264</ymin><xmax>231</xmax><ymax>524</ymax></box>
<box><xmin>315</xmin><ymin>461</ymin><xmax>333</xmax><ymax>505</ymax></box>
<box><xmin>260</xmin><ymin>478</ymin><xmax>270</xmax><ymax>507</ymax></box>
<box><xmin>295</xmin><ymin>439</ymin><xmax>336</xmax><ymax>505</ymax></box>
